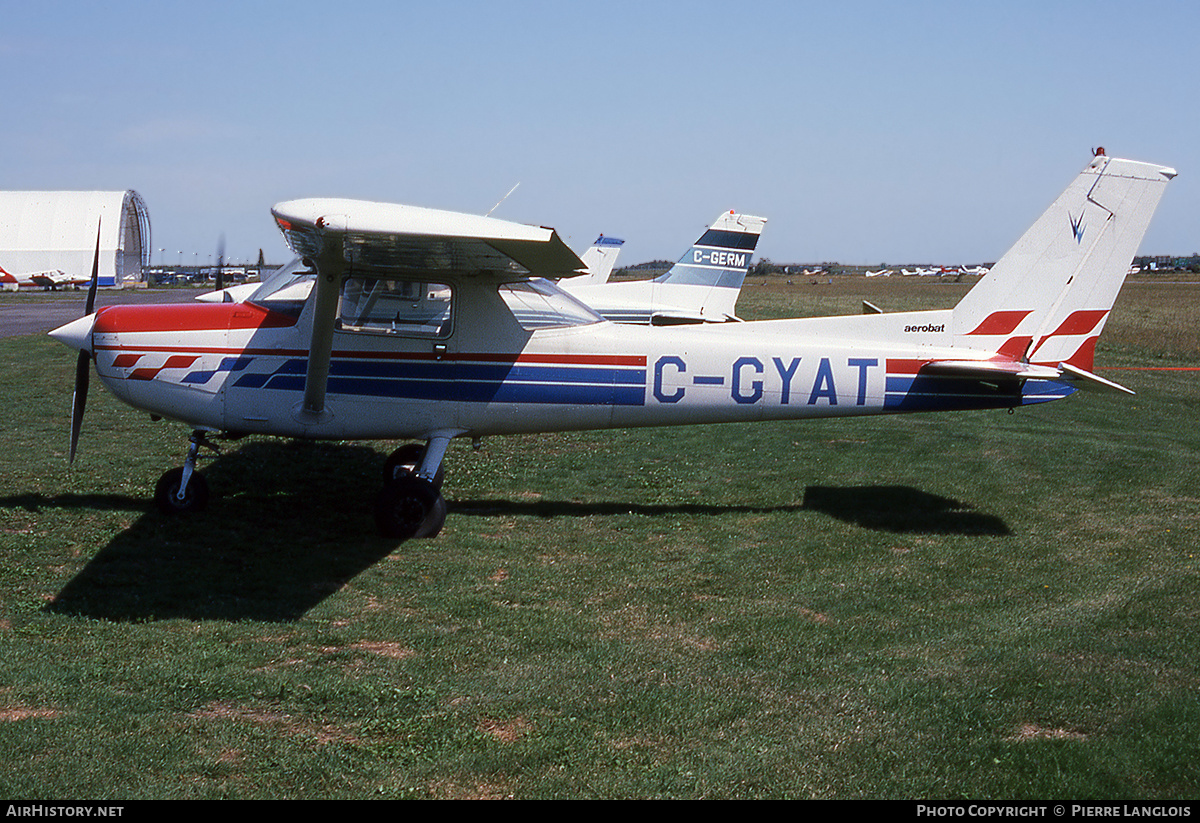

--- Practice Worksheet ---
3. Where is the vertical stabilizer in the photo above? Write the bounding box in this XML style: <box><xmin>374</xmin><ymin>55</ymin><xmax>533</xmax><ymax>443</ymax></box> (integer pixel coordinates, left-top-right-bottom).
<box><xmin>952</xmin><ymin>154</ymin><xmax>1176</xmax><ymax>369</ymax></box>
<box><xmin>571</xmin><ymin>235</ymin><xmax>625</xmax><ymax>286</ymax></box>
<box><xmin>560</xmin><ymin>210</ymin><xmax>766</xmax><ymax>324</ymax></box>
<box><xmin>649</xmin><ymin>210</ymin><xmax>767</xmax><ymax>322</ymax></box>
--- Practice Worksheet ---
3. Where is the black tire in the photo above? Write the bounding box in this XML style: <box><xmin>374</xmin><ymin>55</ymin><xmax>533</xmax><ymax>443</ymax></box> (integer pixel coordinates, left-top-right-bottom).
<box><xmin>383</xmin><ymin>443</ymin><xmax>444</xmax><ymax>490</ymax></box>
<box><xmin>154</xmin><ymin>467</ymin><xmax>209</xmax><ymax>514</ymax></box>
<box><xmin>375</xmin><ymin>475</ymin><xmax>439</xmax><ymax>540</ymax></box>
<box><xmin>413</xmin><ymin>494</ymin><xmax>447</xmax><ymax>539</ymax></box>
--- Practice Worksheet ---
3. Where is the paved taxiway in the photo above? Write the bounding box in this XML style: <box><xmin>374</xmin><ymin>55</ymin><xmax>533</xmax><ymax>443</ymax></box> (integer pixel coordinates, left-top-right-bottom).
<box><xmin>0</xmin><ymin>289</ymin><xmax>216</xmax><ymax>339</ymax></box>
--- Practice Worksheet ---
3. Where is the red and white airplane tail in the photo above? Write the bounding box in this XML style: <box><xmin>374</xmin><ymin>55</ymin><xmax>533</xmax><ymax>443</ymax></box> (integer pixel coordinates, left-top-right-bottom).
<box><xmin>950</xmin><ymin>152</ymin><xmax>1176</xmax><ymax>373</ymax></box>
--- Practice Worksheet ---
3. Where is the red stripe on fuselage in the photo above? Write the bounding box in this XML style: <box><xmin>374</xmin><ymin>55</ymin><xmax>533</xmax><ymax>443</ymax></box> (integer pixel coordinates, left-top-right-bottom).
<box><xmin>93</xmin><ymin>302</ymin><xmax>298</xmax><ymax>335</ymax></box>
<box><xmin>887</xmin><ymin>358</ymin><xmax>927</xmax><ymax>374</ymax></box>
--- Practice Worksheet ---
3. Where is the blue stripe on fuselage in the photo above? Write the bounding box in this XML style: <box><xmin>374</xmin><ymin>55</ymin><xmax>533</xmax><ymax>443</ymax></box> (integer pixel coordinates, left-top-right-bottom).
<box><xmin>232</xmin><ymin>357</ymin><xmax>647</xmax><ymax>406</ymax></box>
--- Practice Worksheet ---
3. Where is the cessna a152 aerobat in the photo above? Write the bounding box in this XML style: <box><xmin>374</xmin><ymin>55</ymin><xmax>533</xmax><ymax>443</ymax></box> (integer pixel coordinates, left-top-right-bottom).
<box><xmin>49</xmin><ymin>152</ymin><xmax>1176</xmax><ymax>540</ymax></box>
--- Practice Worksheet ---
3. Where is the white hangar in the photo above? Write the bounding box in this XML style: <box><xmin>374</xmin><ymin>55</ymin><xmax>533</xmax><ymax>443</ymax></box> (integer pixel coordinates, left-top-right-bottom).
<box><xmin>0</xmin><ymin>191</ymin><xmax>151</xmax><ymax>287</ymax></box>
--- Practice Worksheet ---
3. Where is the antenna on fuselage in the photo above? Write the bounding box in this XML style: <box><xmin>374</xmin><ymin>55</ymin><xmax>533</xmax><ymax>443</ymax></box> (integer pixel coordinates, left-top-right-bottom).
<box><xmin>486</xmin><ymin>182</ymin><xmax>521</xmax><ymax>217</ymax></box>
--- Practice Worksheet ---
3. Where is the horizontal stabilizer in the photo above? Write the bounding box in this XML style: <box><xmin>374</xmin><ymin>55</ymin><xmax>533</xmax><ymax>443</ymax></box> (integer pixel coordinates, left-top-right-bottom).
<box><xmin>922</xmin><ymin>358</ymin><xmax>1134</xmax><ymax>395</ymax></box>
<box><xmin>923</xmin><ymin>359</ymin><xmax>1061</xmax><ymax>380</ymax></box>
<box><xmin>1057</xmin><ymin>361</ymin><xmax>1135</xmax><ymax>395</ymax></box>
<box><xmin>651</xmin><ymin>310</ymin><xmax>713</xmax><ymax>326</ymax></box>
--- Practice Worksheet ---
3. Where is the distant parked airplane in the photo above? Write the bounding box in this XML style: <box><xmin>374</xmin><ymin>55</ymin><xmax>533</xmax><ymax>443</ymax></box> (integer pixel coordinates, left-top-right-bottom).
<box><xmin>0</xmin><ymin>263</ymin><xmax>86</xmax><ymax>291</ymax></box>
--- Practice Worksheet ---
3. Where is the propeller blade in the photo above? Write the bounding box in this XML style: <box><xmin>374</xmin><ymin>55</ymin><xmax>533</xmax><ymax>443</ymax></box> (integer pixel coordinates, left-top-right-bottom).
<box><xmin>84</xmin><ymin>220</ymin><xmax>100</xmax><ymax>315</ymax></box>
<box><xmin>69</xmin><ymin>220</ymin><xmax>102</xmax><ymax>464</ymax></box>
<box><xmin>215</xmin><ymin>234</ymin><xmax>225</xmax><ymax>291</ymax></box>
<box><xmin>69</xmin><ymin>351</ymin><xmax>89</xmax><ymax>464</ymax></box>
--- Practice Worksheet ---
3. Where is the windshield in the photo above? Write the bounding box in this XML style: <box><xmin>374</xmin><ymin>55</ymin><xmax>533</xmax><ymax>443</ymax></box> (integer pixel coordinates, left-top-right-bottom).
<box><xmin>247</xmin><ymin>258</ymin><xmax>316</xmax><ymax>316</ymax></box>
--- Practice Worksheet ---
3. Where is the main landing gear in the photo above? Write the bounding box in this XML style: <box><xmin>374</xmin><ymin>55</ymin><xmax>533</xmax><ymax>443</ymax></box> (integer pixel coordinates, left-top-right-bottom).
<box><xmin>374</xmin><ymin>438</ymin><xmax>450</xmax><ymax>540</ymax></box>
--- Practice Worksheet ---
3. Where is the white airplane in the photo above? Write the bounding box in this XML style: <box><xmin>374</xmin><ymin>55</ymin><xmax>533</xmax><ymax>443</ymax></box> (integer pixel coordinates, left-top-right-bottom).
<box><xmin>864</xmin><ymin>269</ymin><xmax>893</xmax><ymax>277</ymax></box>
<box><xmin>561</xmin><ymin>210</ymin><xmax>766</xmax><ymax>324</ymax></box>
<box><xmin>49</xmin><ymin>153</ymin><xmax>1175</xmax><ymax>541</ymax></box>
<box><xmin>0</xmin><ymin>263</ymin><xmax>86</xmax><ymax>291</ymax></box>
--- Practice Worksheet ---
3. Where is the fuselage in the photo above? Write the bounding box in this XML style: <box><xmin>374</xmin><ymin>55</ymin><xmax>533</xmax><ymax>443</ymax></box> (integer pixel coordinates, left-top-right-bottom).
<box><xmin>86</xmin><ymin>275</ymin><xmax>1069</xmax><ymax>443</ymax></box>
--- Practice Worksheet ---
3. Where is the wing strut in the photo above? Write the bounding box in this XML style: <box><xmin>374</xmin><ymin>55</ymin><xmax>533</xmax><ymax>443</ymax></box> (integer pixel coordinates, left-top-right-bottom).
<box><xmin>298</xmin><ymin>228</ymin><xmax>346</xmax><ymax>422</ymax></box>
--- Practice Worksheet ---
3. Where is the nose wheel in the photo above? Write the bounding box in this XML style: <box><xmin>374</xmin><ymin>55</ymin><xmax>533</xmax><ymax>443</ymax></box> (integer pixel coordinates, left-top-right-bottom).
<box><xmin>154</xmin><ymin>430</ymin><xmax>218</xmax><ymax>514</ymax></box>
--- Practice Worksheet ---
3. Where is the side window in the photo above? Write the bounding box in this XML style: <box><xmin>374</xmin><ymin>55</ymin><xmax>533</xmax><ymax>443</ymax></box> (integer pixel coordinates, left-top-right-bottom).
<box><xmin>338</xmin><ymin>277</ymin><xmax>452</xmax><ymax>338</ymax></box>
<box><xmin>498</xmin><ymin>279</ymin><xmax>603</xmax><ymax>330</ymax></box>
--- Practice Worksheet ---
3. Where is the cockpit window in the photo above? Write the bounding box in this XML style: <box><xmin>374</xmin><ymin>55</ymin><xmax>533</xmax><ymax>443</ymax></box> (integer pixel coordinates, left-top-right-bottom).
<box><xmin>498</xmin><ymin>278</ymin><xmax>603</xmax><ymax>330</ymax></box>
<box><xmin>338</xmin><ymin>277</ymin><xmax>452</xmax><ymax>338</ymax></box>
<box><xmin>246</xmin><ymin>258</ymin><xmax>315</xmax><ymax>317</ymax></box>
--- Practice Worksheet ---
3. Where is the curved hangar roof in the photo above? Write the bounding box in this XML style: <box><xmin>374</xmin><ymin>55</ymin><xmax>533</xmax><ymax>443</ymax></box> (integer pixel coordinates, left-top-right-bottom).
<box><xmin>0</xmin><ymin>191</ymin><xmax>151</xmax><ymax>287</ymax></box>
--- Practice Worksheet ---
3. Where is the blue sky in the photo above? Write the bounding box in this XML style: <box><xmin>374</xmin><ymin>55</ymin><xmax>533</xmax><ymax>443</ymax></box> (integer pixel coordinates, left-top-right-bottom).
<box><xmin>3</xmin><ymin>0</ymin><xmax>1196</xmax><ymax>267</ymax></box>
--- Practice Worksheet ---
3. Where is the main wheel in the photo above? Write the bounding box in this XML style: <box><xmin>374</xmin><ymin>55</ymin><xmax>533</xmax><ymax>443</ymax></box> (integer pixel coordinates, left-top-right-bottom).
<box><xmin>154</xmin><ymin>467</ymin><xmax>209</xmax><ymax>514</ymax></box>
<box><xmin>413</xmin><ymin>493</ymin><xmax>447</xmax><ymax>539</ymax></box>
<box><xmin>383</xmin><ymin>443</ymin><xmax>444</xmax><ymax>490</ymax></box>
<box><xmin>374</xmin><ymin>475</ymin><xmax>440</xmax><ymax>540</ymax></box>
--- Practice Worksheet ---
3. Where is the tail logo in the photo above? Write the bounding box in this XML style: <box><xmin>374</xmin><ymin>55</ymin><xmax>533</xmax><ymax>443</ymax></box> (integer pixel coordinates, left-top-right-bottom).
<box><xmin>1069</xmin><ymin>210</ymin><xmax>1086</xmax><ymax>243</ymax></box>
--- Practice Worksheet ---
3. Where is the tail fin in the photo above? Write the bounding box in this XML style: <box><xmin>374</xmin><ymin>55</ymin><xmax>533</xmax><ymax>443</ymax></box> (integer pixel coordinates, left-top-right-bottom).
<box><xmin>651</xmin><ymin>210</ymin><xmax>767</xmax><ymax>321</ymax></box>
<box><xmin>571</xmin><ymin>235</ymin><xmax>625</xmax><ymax>286</ymax></box>
<box><xmin>953</xmin><ymin>154</ymin><xmax>1176</xmax><ymax>370</ymax></box>
<box><xmin>557</xmin><ymin>210</ymin><xmax>766</xmax><ymax>324</ymax></box>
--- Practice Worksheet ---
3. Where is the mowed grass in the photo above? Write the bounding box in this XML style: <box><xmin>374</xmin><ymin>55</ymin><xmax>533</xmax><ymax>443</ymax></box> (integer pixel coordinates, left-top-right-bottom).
<box><xmin>0</xmin><ymin>278</ymin><xmax>1198</xmax><ymax>799</ymax></box>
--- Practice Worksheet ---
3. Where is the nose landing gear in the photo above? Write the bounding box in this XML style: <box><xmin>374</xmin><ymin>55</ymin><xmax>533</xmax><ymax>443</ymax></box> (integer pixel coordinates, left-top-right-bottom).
<box><xmin>154</xmin><ymin>430</ymin><xmax>220</xmax><ymax>514</ymax></box>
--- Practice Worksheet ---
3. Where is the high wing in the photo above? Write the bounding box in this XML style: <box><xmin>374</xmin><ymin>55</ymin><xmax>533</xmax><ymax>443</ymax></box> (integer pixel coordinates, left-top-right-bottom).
<box><xmin>269</xmin><ymin>198</ymin><xmax>588</xmax><ymax>420</ymax></box>
<box><xmin>272</xmin><ymin>198</ymin><xmax>586</xmax><ymax>277</ymax></box>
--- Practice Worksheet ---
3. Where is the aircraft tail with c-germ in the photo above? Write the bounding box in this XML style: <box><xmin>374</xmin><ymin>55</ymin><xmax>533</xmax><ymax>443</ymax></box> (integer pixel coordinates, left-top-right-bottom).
<box><xmin>561</xmin><ymin>209</ymin><xmax>767</xmax><ymax>324</ymax></box>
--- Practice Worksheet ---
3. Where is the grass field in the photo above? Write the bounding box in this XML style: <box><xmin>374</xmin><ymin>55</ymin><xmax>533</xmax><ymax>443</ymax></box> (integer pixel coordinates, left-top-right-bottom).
<box><xmin>1</xmin><ymin>277</ymin><xmax>1198</xmax><ymax>799</ymax></box>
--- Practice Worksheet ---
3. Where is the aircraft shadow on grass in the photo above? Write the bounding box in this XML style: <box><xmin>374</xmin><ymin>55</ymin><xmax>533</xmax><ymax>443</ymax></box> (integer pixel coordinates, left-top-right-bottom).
<box><xmin>799</xmin><ymin>486</ymin><xmax>1011</xmax><ymax>536</ymax></box>
<box><xmin>450</xmin><ymin>486</ymin><xmax>1010</xmax><ymax>538</ymax></box>
<box><xmin>15</xmin><ymin>442</ymin><xmax>1008</xmax><ymax>624</ymax></box>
